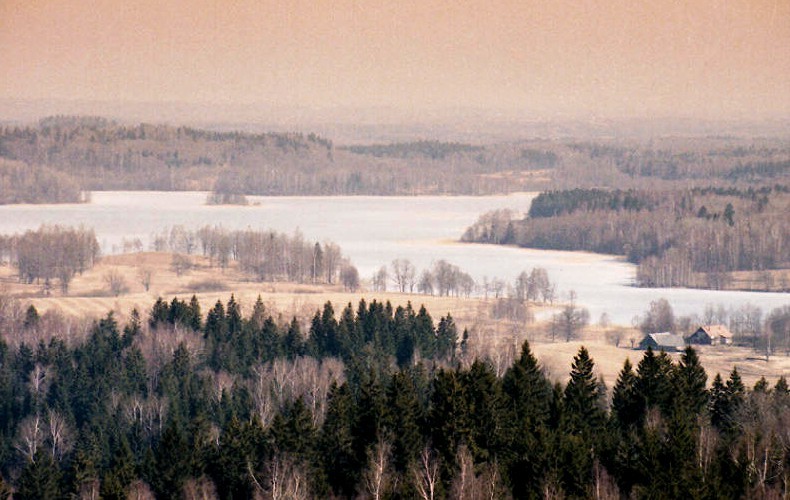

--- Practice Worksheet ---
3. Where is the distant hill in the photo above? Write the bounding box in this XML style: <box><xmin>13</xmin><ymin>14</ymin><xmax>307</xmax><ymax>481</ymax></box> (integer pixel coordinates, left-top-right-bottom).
<box><xmin>0</xmin><ymin>116</ymin><xmax>557</xmax><ymax>195</ymax></box>
<box><xmin>0</xmin><ymin>116</ymin><xmax>787</xmax><ymax>200</ymax></box>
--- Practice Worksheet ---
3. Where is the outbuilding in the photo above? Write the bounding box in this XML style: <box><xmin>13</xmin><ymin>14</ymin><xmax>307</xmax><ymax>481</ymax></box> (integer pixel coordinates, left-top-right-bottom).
<box><xmin>638</xmin><ymin>332</ymin><xmax>686</xmax><ymax>352</ymax></box>
<box><xmin>686</xmin><ymin>325</ymin><xmax>733</xmax><ymax>345</ymax></box>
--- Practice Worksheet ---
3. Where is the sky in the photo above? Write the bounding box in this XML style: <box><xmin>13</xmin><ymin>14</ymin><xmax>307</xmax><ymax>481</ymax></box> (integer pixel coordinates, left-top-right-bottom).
<box><xmin>1</xmin><ymin>0</ymin><xmax>789</xmax><ymax>121</ymax></box>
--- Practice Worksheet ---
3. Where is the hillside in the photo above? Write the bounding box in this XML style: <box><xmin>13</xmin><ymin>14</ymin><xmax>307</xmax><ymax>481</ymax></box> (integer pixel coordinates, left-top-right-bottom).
<box><xmin>0</xmin><ymin>117</ymin><xmax>556</xmax><ymax>196</ymax></box>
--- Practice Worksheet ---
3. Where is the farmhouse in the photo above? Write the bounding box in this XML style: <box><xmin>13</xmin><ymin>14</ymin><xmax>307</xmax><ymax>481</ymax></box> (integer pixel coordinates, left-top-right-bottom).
<box><xmin>638</xmin><ymin>332</ymin><xmax>686</xmax><ymax>352</ymax></box>
<box><xmin>686</xmin><ymin>325</ymin><xmax>733</xmax><ymax>345</ymax></box>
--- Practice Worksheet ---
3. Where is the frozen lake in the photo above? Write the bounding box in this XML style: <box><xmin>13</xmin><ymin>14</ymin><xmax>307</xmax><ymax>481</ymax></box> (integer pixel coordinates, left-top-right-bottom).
<box><xmin>0</xmin><ymin>191</ymin><xmax>787</xmax><ymax>324</ymax></box>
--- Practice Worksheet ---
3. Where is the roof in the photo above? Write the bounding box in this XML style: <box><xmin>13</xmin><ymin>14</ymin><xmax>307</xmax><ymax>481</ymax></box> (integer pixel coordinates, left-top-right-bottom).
<box><xmin>698</xmin><ymin>324</ymin><xmax>733</xmax><ymax>339</ymax></box>
<box><xmin>645</xmin><ymin>332</ymin><xmax>686</xmax><ymax>349</ymax></box>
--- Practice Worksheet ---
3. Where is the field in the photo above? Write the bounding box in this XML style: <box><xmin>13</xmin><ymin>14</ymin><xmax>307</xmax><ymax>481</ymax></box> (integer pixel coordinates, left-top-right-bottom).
<box><xmin>1</xmin><ymin>252</ymin><xmax>788</xmax><ymax>387</ymax></box>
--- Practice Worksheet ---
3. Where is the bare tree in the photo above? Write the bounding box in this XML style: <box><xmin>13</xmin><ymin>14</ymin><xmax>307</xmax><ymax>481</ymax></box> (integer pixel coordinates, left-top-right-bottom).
<box><xmin>640</xmin><ymin>298</ymin><xmax>675</xmax><ymax>333</ymax></box>
<box><xmin>253</xmin><ymin>453</ymin><xmax>308</xmax><ymax>500</ymax></box>
<box><xmin>555</xmin><ymin>291</ymin><xmax>590</xmax><ymax>342</ymax></box>
<box><xmin>15</xmin><ymin>413</ymin><xmax>43</xmax><ymax>462</ymax></box>
<box><xmin>104</xmin><ymin>270</ymin><xmax>129</xmax><ymax>297</ymax></box>
<box><xmin>451</xmin><ymin>445</ymin><xmax>475</xmax><ymax>500</ymax></box>
<box><xmin>418</xmin><ymin>270</ymin><xmax>434</xmax><ymax>296</ymax></box>
<box><xmin>77</xmin><ymin>477</ymin><xmax>100</xmax><ymax>500</ymax></box>
<box><xmin>170</xmin><ymin>254</ymin><xmax>194</xmax><ymax>277</ymax></box>
<box><xmin>182</xmin><ymin>476</ymin><xmax>219</xmax><ymax>500</ymax></box>
<box><xmin>361</xmin><ymin>438</ymin><xmax>392</xmax><ymax>500</ymax></box>
<box><xmin>323</xmin><ymin>242</ymin><xmax>341</xmax><ymax>284</ymax></box>
<box><xmin>391</xmin><ymin>258</ymin><xmax>416</xmax><ymax>293</ymax></box>
<box><xmin>340</xmin><ymin>261</ymin><xmax>360</xmax><ymax>292</ymax></box>
<box><xmin>46</xmin><ymin>409</ymin><xmax>73</xmax><ymax>461</ymax></box>
<box><xmin>127</xmin><ymin>480</ymin><xmax>156</xmax><ymax>500</ymax></box>
<box><xmin>372</xmin><ymin>266</ymin><xmax>388</xmax><ymax>293</ymax></box>
<box><xmin>137</xmin><ymin>267</ymin><xmax>153</xmax><ymax>292</ymax></box>
<box><xmin>412</xmin><ymin>446</ymin><xmax>440</xmax><ymax>500</ymax></box>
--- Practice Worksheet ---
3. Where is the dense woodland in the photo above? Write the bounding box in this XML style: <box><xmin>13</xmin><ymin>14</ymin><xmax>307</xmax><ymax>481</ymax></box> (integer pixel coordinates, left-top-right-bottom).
<box><xmin>0</xmin><ymin>160</ymin><xmax>83</xmax><ymax>204</ymax></box>
<box><xmin>0</xmin><ymin>117</ymin><xmax>555</xmax><ymax>197</ymax></box>
<box><xmin>0</xmin><ymin>294</ymin><xmax>789</xmax><ymax>499</ymax></box>
<box><xmin>4</xmin><ymin>117</ymin><xmax>787</xmax><ymax>202</ymax></box>
<box><xmin>464</xmin><ymin>187</ymin><xmax>790</xmax><ymax>290</ymax></box>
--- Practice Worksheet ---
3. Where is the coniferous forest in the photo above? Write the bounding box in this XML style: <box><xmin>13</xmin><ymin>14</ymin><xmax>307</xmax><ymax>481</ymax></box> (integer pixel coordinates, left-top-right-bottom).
<box><xmin>0</xmin><ymin>295</ymin><xmax>788</xmax><ymax>499</ymax></box>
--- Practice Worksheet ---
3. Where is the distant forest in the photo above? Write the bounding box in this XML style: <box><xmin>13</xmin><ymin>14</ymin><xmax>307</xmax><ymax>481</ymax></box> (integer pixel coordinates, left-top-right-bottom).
<box><xmin>0</xmin><ymin>116</ymin><xmax>554</xmax><ymax>198</ymax></box>
<box><xmin>464</xmin><ymin>187</ymin><xmax>790</xmax><ymax>290</ymax></box>
<box><xmin>1</xmin><ymin>294</ymin><xmax>789</xmax><ymax>499</ymax></box>
<box><xmin>2</xmin><ymin>116</ymin><xmax>787</xmax><ymax>202</ymax></box>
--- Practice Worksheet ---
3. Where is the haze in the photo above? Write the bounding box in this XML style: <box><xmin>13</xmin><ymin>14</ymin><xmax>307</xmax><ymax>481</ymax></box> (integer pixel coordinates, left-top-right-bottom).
<box><xmin>2</xmin><ymin>0</ymin><xmax>789</xmax><ymax>122</ymax></box>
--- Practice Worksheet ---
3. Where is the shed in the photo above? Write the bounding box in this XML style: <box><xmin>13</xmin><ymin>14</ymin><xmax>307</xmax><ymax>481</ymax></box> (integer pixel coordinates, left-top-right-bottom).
<box><xmin>638</xmin><ymin>332</ymin><xmax>686</xmax><ymax>352</ymax></box>
<box><xmin>687</xmin><ymin>325</ymin><xmax>733</xmax><ymax>346</ymax></box>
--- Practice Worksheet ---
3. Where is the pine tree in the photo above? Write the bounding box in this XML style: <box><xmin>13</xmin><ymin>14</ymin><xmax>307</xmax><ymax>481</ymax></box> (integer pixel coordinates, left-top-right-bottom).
<box><xmin>149</xmin><ymin>297</ymin><xmax>169</xmax><ymax>329</ymax></box>
<box><xmin>709</xmin><ymin>374</ymin><xmax>731</xmax><ymax>431</ymax></box>
<box><xmin>226</xmin><ymin>294</ymin><xmax>243</xmax><ymax>337</ymax></box>
<box><xmin>611</xmin><ymin>358</ymin><xmax>639</xmax><ymax>430</ymax></box>
<box><xmin>557</xmin><ymin>347</ymin><xmax>606</xmax><ymax>498</ymax></box>
<box><xmin>336</xmin><ymin>302</ymin><xmax>360</xmax><ymax>359</ymax></box>
<box><xmin>320</xmin><ymin>383</ymin><xmax>358</xmax><ymax>496</ymax></box>
<box><xmin>23</xmin><ymin>304</ymin><xmax>39</xmax><ymax>330</ymax></box>
<box><xmin>429</xmin><ymin>368</ymin><xmax>470</xmax><ymax>479</ymax></box>
<box><xmin>150</xmin><ymin>419</ymin><xmax>191</xmax><ymax>498</ymax></box>
<box><xmin>284</xmin><ymin>317</ymin><xmax>305</xmax><ymax>358</ymax></box>
<box><xmin>188</xmin><ymin>295</ymin><xmax>202</xmax><ymax>331</ymax></box>
<box><xmin>249</xmin><ymin>295</ymin><xmax>266</xmax><ymax>330</ymax></box>
<box><xmin>387</xmin><ymin>370</ymin><xmax>423</xmax><ymax>472</ymax></box>
<box><xmin>101</xmin><ymin>437</ymin><xmax>137</xmax><ymax>500</ymax></box>
<box><xmin>436</xmin><ymin>314</ymin><xmax>458</xmax><ymax>361</ymax></box>
<box><xmin>210</xmin><ymin>416</ymin><xmax>256</xmax><ymax>500</ymax></box>
<box><xmin>321</xmin><ymin>302</ymin><xmax>339</xmax><ymax>356</ymax></box>
<box><xmin>353</xmin><ymin>370</ymin><xmax>389</xmax><ymax>468</ymax></box>
<box><xmin>16</xmin><ymin>451</ymin><xmax>62</xmax><ymax>500</ymax></box>
<box><xmin>635</xmin><ymin>347</ymin><xmax>674</xmax><ymax>421</ymax></box>
<box><xmin>753</xmin><ymin>376</ymin><xmax>769</xmax><ymax>393</ymax></box>
<box><xmin>563</xmin><ymin>346</ymin><xmax>605</xmax><ymax>435</ymax></box>
<box><xmin>414</xmin><ymin>305</ymin><xmax>435</xmax><ymax>358</ymax></box>
<box><xmin>121</xmin><ymin>308</ymin><xmax>141</xmax><ymax>347</ymax></box>
<box><xmin>462</xmin><ymin>360</ymin><xmax>507</xmax><ymax>463</ymax></box>
<box><xmin>502</xmin><ymin>340</ymin><xmax>553</xmax><ymax>499</ymax></box>
<box><xmin>674</xmin><ymin>346</ymin><xmax>708</xmax><ymax>416</ymax></box>
<box><xmin>307</xmin><ymin>309</ymin><xmax>326</xmax><ymax>356</ymax></box>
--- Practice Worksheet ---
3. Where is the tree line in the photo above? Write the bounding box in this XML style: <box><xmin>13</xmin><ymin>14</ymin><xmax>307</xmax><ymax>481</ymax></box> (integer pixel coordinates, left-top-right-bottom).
<box><xmin>374</xmin><ymin>258</ymin><xmax>556</xmax><ymax>303</ymax></box>
<box><xmin>0</xmin><ymin>160</ymin><xmax>84</xmax><ymax>205</ymax></box>
<box><xmin>148</xmin><ymin>225</ymin><xmax>355</xmax><ymax>287</ymax></box>
<box><xmin>464</xmin><ymin>187</ymin><xmax>789</xmax><ymax>290</ymax></box>
<box><xmin>1</xmin><ymin>294</ymin><xmax>789</xmax><ymax>498</ymax></box>
<box><xmin>0</xmin><ymin>226</ymin><xmax>100</xmax><ymax>293</ymax></box>
<box><xmin>0</xmin><ymin>117</ymin><xmax>558</xmax><ymax>196</ymax></box>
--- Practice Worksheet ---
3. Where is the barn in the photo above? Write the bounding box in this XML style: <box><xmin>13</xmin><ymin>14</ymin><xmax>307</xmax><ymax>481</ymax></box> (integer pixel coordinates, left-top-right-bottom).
<box><xmin>638</xmin><ymin>332</ymin><xmax>686</xmax><ymax>352</ymax></box>
<box><xmin>686</xmin><ymin>325</ymin><xmax>733</xmax><ymax>346</ymax></box>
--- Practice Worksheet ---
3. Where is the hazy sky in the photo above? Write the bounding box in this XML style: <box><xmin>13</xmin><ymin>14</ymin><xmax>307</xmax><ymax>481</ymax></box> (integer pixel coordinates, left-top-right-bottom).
<box><xmin>1</xmin><ymin>0</ymin><xmax>788</xmax><ymax>120</ymax></box>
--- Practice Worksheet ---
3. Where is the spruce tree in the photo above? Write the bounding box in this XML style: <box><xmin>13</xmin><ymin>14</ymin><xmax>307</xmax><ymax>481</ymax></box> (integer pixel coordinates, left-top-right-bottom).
<box><xmin>429</xmin><ymin>368</ymin><xmax>470</xmax><ymax>480</ymax></box>
<box><xmin>16</xmin><ymin>451</ymin><xmax>62</xmax><ymax>500</ymax></box>
<box><xmin>462</xmin><ymin>360</ymin><xmax>507</xmax><ymax>463</ymax></box>
<box><xmin>385</xmin><ymin>371</ymin><xmax>423</xmax><ymax>474</ymax></box>
<box><xmin>674</xmin><ymin>346</ymin><xmax>708</xmax><ymax>416</ymax></box>
<box><xmin>563</xmin><ymin>346</ymin><xmax>605</xmax><ymax>435</ymax></box>
<box><xmin>709</xmin><ymin>374</ymin><xmax>730</xmax><ymax>431</ymax></box>
<box><xmin>320</xmin><ymin>383</ymin><xmax>358</xmax><ymax>496</ymax></box>
<box><xmin>502</xmin><ymin>340</ymin><xmax>553</xmax><ymax>499</ymax></box>
<box><xmin>151</xmin><ymin>419</ymin><xmax>191</xmax><ymax>498</ymax></box>
<box><xmin>611</xmin><ymin>358</ymin><xmax>639</xmax><ymax>430</ymax></box>
<box><xmin>635</xmin><ymin>347</ymin><xmax>674</xmax><ymax>421</ymax></box>
<box><xmin>188</xmin><ymin>295</ymin><xmax>202</xmax><ymax>331</ymax></box>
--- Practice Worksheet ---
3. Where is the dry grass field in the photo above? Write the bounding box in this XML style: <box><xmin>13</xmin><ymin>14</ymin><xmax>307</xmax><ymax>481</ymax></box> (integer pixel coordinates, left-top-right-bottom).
<box><xmin>1</xmin><ymin>252</ymin><xmax>787</xmax><ymax>387</ymax></box>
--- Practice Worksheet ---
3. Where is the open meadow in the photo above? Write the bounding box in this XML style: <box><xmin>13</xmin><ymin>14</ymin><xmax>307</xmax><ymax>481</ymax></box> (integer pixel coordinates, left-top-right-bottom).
<box><xmin>2</xmin><ymin>251</ymin><xmax>786</xmax><ymax>387</ymax></box>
